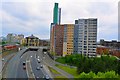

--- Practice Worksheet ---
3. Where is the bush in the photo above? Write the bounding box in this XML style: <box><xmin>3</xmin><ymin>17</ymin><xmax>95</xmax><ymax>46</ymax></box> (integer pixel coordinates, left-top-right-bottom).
<box><xmin>78</xmin><ymin>71</ymin><xmax>119</xmax><ymax>78</ymax></box>
<box><xmin>56</xmin><ymin>54</ymin><xmax>120</xmax><ymax>75</ymax></box>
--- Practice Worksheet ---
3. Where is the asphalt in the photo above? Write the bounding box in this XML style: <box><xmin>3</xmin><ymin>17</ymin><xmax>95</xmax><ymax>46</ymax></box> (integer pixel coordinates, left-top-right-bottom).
<box><xmin>37</xmin><ymin>49</ymin><xmax>74</xmax><ymax>79</ymax></box>
<box><xmin>3</xmin><ymin>48</ymin><xmax>51</xmax><ymax>80</ymax></box>
<box><xmin>2</xmin><ymin>47</ymin><xmax>73</xmax><ymax>80</ymax></box>
<box><xmin>4</xmin><ymin>49</ymin><xmax>27</xmax><ymax>78</ymax></box>
<box><xmin>29</xmin><ymin>51</ymin><xmax>44</xmax><ymax>79</ymax></box>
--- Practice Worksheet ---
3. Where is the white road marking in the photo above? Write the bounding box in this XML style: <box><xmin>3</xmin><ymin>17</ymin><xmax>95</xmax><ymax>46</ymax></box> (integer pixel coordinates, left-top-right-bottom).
<box><xmin>26</xmin><ymin>60</ymin><xmax>30</xmax><ymax>62</ymax></box>
<box><xmin>26</xmin><ymin>60</ymin><xmax>29</xmax><ymax>78</ymax></box>
<box><xmin>29</xmin><ymin>59</ymin><xmax>36</xmax><ymax>79</ymax></box>
<box><xmin>35</xmin><ymin>54</ymin><xmax>36</xmax><ymax>59</ymax></box>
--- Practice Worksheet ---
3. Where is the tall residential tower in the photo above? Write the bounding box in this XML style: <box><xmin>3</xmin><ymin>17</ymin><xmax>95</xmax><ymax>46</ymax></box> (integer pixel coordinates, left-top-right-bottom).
<box><xmin>74</xmin><ymin>19</ymin><xmax>97</xmax><ymax>56</ymax></box>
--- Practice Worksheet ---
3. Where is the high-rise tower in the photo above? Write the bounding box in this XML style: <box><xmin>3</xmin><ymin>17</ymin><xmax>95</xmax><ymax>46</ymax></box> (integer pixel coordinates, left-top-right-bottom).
<box><xmin>53</xmin><ymin>3</ymin><xmax>58</xmax><ymax>24</ymax></box>
<box><xmin>53</xmin><ymin>3</ymin><xmax>61</xmax><ymax>24</ymax></box>
<box><xmin>74</xmin><ymin>18</ymin><xmax>97</xmax><ymax>56</ymax></box>
<box><xmin>58</xmin><ymin>8</ymin><xmax>61</xmax><ymax>24</ymax></box>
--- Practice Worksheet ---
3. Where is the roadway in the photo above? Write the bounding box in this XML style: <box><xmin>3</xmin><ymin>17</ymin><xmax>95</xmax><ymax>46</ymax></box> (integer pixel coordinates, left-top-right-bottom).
<box><xmin>2</xmin><ymin>47</ymin><xmax>73</xmax><ymax>80</ymax></box>
<box><xmin>37</xmin><ymin>48</ymin><xmax>74</xmax><ymax>79</ymax></box>
<box><xmin>2</xmin><ymin>47</ymin><xmax>51</xmax><ymax>80</ymax></box>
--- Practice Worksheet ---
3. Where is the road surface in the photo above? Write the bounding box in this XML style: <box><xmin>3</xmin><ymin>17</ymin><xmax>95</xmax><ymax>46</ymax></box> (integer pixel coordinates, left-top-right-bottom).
<box><xmin>2</xmin><ymin>47</ymin><xmax>73</xmax><ymax>80</ymax></box>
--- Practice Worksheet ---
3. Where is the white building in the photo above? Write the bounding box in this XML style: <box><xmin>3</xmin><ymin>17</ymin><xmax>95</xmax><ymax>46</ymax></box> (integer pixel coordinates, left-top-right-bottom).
<box><xmin>74</xmin><ymin>18</ymin><xmax>97</xmax><ymax>56</ymax></box>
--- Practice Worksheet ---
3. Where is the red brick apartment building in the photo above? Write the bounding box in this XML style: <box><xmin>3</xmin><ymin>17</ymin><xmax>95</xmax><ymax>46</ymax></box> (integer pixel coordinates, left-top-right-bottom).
<box><xmin>54</xmin><ymin>25</ymin><xmax>64</xmax><ymax>56</ymax></box>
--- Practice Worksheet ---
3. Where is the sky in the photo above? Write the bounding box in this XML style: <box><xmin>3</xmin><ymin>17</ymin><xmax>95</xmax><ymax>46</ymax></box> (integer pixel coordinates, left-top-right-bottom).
<box><xmin>0</xmin><ymin>0</ymin><xmax>119</xmax><ymax>41</ymax></box>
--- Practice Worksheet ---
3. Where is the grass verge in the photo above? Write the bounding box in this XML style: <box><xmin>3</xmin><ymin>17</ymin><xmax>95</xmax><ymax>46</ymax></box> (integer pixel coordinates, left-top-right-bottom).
<box><xmin>48</xmin><ymin>66</ymin><xmax>60</xmax><ymax>74</ymax></box>
<box><xmin>48</xmin><ymin>66</ymin><xmax>67</xmax><ymax>79</ymax></box>
<box><xmin>55</xmin><ymin>64</ymin><xmax>79</xmax><ymax>78</ymax></box>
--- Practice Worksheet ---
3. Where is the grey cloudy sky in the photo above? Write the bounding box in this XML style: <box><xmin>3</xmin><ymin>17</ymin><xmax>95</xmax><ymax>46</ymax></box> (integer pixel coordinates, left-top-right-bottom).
<box><xmin>0</xmin><ymin>0</ymin><xmax>119</xmax><ymax>41</ymax></box>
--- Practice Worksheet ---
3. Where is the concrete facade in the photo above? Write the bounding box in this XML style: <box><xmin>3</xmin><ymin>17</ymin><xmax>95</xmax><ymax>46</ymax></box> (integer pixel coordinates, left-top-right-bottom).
<box><xmin>74</xmin><ymin>19</ymin><xmax>97</xmax><ymax>56</ymax></box>
<box><xmin>63</xmin><ymin>24</ymin><xmax>74</xmax><ymax>56</ymax></box>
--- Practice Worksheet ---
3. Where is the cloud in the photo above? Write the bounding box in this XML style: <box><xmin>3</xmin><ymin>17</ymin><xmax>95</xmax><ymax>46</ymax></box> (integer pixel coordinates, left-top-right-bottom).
<box><xmin>1</xmin><ymin>2</ymin><xmax>52</xmax><ymax>39</ymax></box>
<box><xmin>1</xmin><ymin>0</ymin><xmax>119</xmax><ymax>40</ymax></box>
<box><xmin>59</xmin><ymin>2</ymin><xmax>118</xmax><ymax>40</ymax></box>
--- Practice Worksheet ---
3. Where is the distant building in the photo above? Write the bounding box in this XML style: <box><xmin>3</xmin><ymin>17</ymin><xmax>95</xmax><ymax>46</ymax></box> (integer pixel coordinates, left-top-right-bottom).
<box><xmin>39</xmin><ymin>40</ymin><xmax>49</xmax><ymax>46</ymax></box>
<box><xmin>25</xmin><ymin>34</ymin><xmax>40</xmax><ymax>46</ymax></box>
<box><xmin>7</xmin><ymin>33</ymin><xmax>24</xmax><ymax>44</ymax></box>
<box><xmin>96</xmin><ymin>45</ymin><xmax>109</xmax><ymax>55</ymax></box>
<box><xmin>74</xmin><ymin>19</ymin><xmax>97</xmax><ymax>56</ymax></box>
<box><xmin>7</xmin><ymin>33</ymin><xmax>13</xmax><ymax>43</ymax></box>
<box><xmin>96</xmin><ymin>45</ymin><xmax>120</xmax><ymax>58</ymax></box>
<box><xmin>21</xmin><ymin>34</ymin><xmax>49</xmax><ymax>47</ymax></box>
<box><xmin>100</xmin><ymin>39</ymin><xmax>120</xmax><ymax>49</ymax></box>
<box><xmin>96</xmin><ymin>40</ymin><xmax>120</xmax><ymax>57</ymax></box>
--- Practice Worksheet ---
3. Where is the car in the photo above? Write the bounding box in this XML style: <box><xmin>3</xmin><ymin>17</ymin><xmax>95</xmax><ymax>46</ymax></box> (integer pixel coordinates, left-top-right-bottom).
<box><xmin>36</xmin><ymin>67</ymin><xmax>40</xmax><ymax>70</ymax></box>
<box><xmin>37</xmin><ymin>59</ymin><xmax>40</xmax><ymax>63</ymax></box>
<box><xmin>44</xmin><ymin>52</ymin><xmax>47</xmax><ymax>55</ymax></box>
<box><xmin>23</xmin><ymin>65</ymin><xmax>26</xmax><ymax>69</ymax></box>
<box><xmin>45</xmin><ymin>75</ymin><xmax>49</xmax><ymax>80</ymax></box>
<box><xmin>23</xmin><ymin>62</ymin><xmax>26</xmax><ymax>65</ymax></box>
<box><xmin>2</xmin><ymin>58</ymin><xmax>4</xmax><ymax>61</ymax></box>
<box><xmin>42</xmin><ymin>49</ymin><xmax>47</xmax><ymax>52</ymax></box>
<box><xmin>40</xmin><ymin>65</ymin><xmax>43</xmax><ymax>68</ymax></box>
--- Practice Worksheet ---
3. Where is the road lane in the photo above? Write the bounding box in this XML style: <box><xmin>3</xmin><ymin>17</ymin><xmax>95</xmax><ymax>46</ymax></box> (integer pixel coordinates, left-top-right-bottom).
<box><xmin>16</xmin><ymin>52</ymin><xmax>28</xmax><ymax>78</ymax></box>
<box><xmin>3</xmin><ymin>47</ymin><xmax>72</xmax><ymax>80</ymax></box>
<box><xmin>26</xmin><ymin>60</ymin><xmax>35</xmax><ymax>79</ymax></box>
<box><xmin>37</xmin><ymin>48</ymin><xmax>74</xmax><ymax>79</ymax></box>
<box><xmin>5</xmin><ymin>49</ymin><xmax>27</xmax><ymax>78</ymax></box>
<box><xmin>30</xmin><ymin>51</ymin><xmax>44</xmax><ymax>79</ymax></box>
